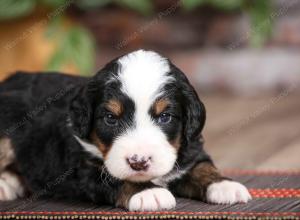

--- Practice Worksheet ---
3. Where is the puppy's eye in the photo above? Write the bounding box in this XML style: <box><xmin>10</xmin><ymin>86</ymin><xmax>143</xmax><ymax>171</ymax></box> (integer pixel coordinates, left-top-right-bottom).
<box><xmin>157</xmin><ymin>113</ymin><xmax>172</xmax><ymax>124</ymax></box>
<box><xmin>104</xmin><ymin>113</ymin><xmax>118</xmax><ymax>126</ymax></box>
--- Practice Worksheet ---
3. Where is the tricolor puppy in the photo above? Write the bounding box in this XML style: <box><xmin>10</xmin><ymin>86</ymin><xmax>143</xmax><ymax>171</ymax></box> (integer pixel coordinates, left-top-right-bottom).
<box><xmin>0</xmin><ymin>50</ymin><xmax>251</xmax><ymax>211</ymax></box>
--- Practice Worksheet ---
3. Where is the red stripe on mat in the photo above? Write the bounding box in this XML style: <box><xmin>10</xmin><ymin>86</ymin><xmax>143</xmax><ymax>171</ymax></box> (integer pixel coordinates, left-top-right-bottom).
<box><xmin>222</xmin><ymin>170</ymin><xmax>300</xmax><ymax>176</ymax></box>
<box><xmin>0</xmin><ymin>211</ymin><xmax>300</xmax><ymax>216</ymax></box>
<box><xmin>249</xmin><ymin>188</ymin><xmax>300</xmax><ymax>198</ymax></box>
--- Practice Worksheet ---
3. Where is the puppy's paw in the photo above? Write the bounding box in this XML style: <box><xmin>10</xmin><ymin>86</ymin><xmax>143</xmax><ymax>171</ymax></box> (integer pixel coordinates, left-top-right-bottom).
<box><xmin>0</xmin><ymin>178</ymin><xmax>18</xmax><ymax>201</ymax></box>
<box><xmin>206</xmin><ymin>180</ymin><xmax>251</xmax><ymax>204</ymax></box>
<box><xmin>128</xmin><ymin>188</ymin><xmax>176</xmax><ymax>211</ymax></box>
<box><xmin>0</xmin><ymin>172</ymin><xmax>24</xmax><ymax>201</ymax></box>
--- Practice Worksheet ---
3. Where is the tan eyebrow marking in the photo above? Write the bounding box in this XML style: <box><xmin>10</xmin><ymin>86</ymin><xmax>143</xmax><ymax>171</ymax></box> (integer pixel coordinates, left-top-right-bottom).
<box><xmin>106</xmin><ymin>99</ymin><xmax>123</xmax><ymax>116</ymax></box>
<box><xmin>153</xmin><ymin>99</ymin><xmax>170</xmax><ymax>115</ymax></box>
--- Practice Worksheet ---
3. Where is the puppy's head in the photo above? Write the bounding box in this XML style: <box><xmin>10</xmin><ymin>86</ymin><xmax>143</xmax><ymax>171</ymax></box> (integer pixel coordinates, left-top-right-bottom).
<box><xmin>70</xmin><ymin>50</ymin><xmax>205</xmax><ymax>182</ymax></box>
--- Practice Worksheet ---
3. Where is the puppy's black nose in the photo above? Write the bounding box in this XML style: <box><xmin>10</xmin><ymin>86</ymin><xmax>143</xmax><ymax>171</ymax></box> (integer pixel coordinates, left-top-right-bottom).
<box><xmin>126</xmin><ymin>154</ymin><xmax>150</xmax><ymax>171</ymax></box>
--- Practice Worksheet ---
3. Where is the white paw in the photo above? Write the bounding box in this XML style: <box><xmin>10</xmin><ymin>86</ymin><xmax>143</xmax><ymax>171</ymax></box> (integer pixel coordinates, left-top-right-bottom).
<box><xmin>0</xmin><ymin>172</ymin><xmax>24</xmax><ymax>201</ymax></box>
<box><xmin>128</xmin><ymin>188</ymin><xmax>176</xmax><ymax>211</ymax></box>
<box><xmin>0</xmin><ymin>179</ymin><xmax>18</xmax><ymax>201</ymax></box>
<box><xmin>206</xmin><ymin>180</ymin><xmax>251</xmax><ymax>204</ymax></box>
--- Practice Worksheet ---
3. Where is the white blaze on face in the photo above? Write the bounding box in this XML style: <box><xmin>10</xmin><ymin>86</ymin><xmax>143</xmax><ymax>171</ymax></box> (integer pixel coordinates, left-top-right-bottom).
<box><xmin>104</xmin><ymin>50</ymin><xmax>177</xmax><ymax>181</ymax></box>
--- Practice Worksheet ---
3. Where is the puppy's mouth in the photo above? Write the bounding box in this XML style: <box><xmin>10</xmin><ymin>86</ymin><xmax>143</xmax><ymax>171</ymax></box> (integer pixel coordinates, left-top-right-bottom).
<box><xmin>125</xmin><ymin>172</ymin><xmax>155</xmax><ymax>182</ymax></box>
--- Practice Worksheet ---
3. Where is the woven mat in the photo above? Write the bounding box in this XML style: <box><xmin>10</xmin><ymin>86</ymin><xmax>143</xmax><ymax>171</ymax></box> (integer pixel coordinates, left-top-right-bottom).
<box><xmin>0</xmin><ymin>170</ymin><xmax>299</xmax><ymax>220</ymax></box>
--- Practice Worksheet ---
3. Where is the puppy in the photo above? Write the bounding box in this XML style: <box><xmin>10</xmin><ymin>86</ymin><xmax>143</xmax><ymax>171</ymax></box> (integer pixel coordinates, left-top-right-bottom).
<box><xmin>0</xmin><ymin>50</ymin><xmax>251</xmax><ymax>211</ymax></box>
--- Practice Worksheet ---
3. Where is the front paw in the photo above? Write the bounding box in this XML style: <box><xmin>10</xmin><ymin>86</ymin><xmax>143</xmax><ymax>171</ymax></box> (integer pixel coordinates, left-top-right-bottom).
<box><xmin>128</xmin><ymin>188</ymin><xmax>176</xmax><ymax>211</ymax></box>
<box><xmin>206</xmin><ymin>180</ymin><xmax>251</xmax><ymax>204</ymax></box>
<box><xmin>0</xmin><ymin>172</ymin><xmax>24</xmax><ymax>201</ymax></box>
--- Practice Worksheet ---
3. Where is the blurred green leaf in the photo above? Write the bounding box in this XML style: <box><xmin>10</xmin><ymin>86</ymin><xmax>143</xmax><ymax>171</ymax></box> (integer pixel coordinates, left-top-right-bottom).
<box><xmin>181</xmin><ymin>0</ymin><xmax>206</xmax><ymax>11</ymax></box>
<box><xmin>76</xmin><ymin>0</ymin><xmax>154</xmax><ymax>15</ymax></box>
<box><xmin>46</xmin><ymin>24</ymin><xmax>95</xmax><ymax>76</ymax></box>
<box><xmin>245</xmin><ymin>0</ymin><xmax>273</xmax><ymax>47</ymax></box>
<box><xmin>44</xmin><ymin>16</ymin><xmax>64</xmax><ymax>40</ymax></box>
<box><xmin>76</xmin><ymin>0</ymin><xmax>112</xmax><ymax>10</ymax></box>
<box><xmin>65</xmin><ymin>27</ymin><xmax>95</xmax><ymax>75</ymax></box>
<box><xmin>210</xmin><ymin>0</ymin><xmax>243</xmax><ymax>11</ymax></box>
<box><xmin>182</xmin><ymin>0</ymin><xmax>242</xmax><ymax>11</ymax></box>
<box><xmin>46</xmin><ymin>44</ymin><xmax>67</xmax><ymax>71</ymax></box>
<box><xmin>0</xmin><ymin>0</ymin><xmax>36</xmax><ymax>20</ymax></box>
<box><xmin>40</xmin><ymin>0</ymin><xmax>68</xmax><ymax>8</ymax></box>
<box><xmin>115</xmin><ymin>0</ymin><xmax>153</xmax><ymax>15</ymax></box>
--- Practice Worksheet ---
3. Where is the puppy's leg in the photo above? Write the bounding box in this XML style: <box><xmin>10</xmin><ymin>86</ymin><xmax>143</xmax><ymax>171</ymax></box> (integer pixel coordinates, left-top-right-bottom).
<box><xmin>116</xmin><ymin>182</ymin><xmax>176</xmax><ymax>211</ymax></box>
<box><xmin>170</xmin><ymin>162</ymin><xmax>251</xmax><ymax>204</ymax></box>
<box><xmin>0</xmin><ymin>137</ymin><xmax>25</xmax><ymax>201</ymax></box>
<box><xmin>0</xmin><ymin>137</ymin><xmax>15</xmax><ymax>172</ymax></box>
<box><xmin>0</xmin><ymin>171</ymin><xmax>25</xmax><ymax>201</ymax></box>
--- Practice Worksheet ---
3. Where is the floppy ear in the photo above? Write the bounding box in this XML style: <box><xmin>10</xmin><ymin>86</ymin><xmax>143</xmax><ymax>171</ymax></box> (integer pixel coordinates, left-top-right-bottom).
<box><xmin>69</xmin><ymin>86</ymin><xmax>93</xmax><ymax>138</ymax></box>
<box><xmin>170</xmin><ymin>64</ymin><xmax>206</xmax><ymax>144</ymax></box>
<box><xmin>182</xmin><ymin>82</ymin><xmax>206</xmax><ymax>143</ymax></box>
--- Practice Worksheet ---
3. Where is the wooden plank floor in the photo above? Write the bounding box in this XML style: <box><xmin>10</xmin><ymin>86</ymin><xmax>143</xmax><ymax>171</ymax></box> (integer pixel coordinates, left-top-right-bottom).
<box><xmin>200</xmin><ymin>93</ymin><xmax>300</xmax><ymax>170</ymax></box>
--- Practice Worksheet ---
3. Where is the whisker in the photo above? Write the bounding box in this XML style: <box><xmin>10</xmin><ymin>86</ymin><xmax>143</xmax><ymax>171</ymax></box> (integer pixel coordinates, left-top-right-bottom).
<box><xmin>174</xmin><ymin>161</ymin><xmax>181</xmax><ymax>173</ymax></box>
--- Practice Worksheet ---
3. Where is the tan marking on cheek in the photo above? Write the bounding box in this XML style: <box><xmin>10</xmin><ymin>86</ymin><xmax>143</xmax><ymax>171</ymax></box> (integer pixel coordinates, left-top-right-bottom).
<box><xmin>170</xmin><ymin>133</ymin><xmax>181</xmax><ymax>150</ymax></box>
<box><xmin>153</xmin><ymin>99</ymin><xmax>170</xmax><ymax>115</ymax></box>
<box><xmin>0</xmin><ymin>138</ymin><xmax>15</xmax><ymax>172</ymax></box>
<box><xmin>106</xmin><ymin>99</ymin><xmax>123</xmax><ymax>116</ymax></box>
<box><xmin>90</xmin><ymin>131</ymin><xmax>111</xmax><ymax>158</ymax></box>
